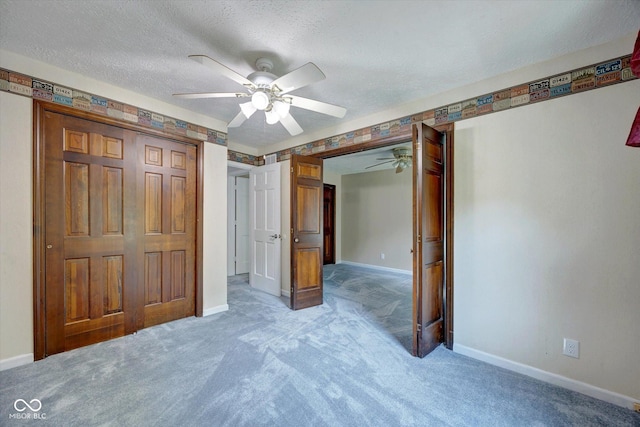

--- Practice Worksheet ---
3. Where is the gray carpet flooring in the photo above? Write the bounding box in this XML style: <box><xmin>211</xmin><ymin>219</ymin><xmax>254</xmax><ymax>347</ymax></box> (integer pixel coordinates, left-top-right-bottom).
<box><xmin>1</xmin><ymin>263</ymin><xmax>638</xmax><ymax>426</ymax></box>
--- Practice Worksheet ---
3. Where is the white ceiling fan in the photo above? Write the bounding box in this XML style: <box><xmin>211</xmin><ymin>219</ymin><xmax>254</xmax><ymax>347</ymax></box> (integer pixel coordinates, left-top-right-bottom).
<box><xmin>365</xmin><ymin>147</ymin><xmax>412</xmax><ymax>173</ymax></box>
<box><xmin>173</xmin><ymin>55</ymin><xmax>347</xmax><ymax>136</ymax></box>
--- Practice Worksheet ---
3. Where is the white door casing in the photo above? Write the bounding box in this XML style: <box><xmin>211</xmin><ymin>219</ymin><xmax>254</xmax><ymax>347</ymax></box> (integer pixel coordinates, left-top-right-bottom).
<box><xmin>249</xmin><ymin>163</ymin><xmax>281</xmax><ymax>296</ymax></box>
<box><xmin>235</xmin><ymin>176</ymin><xmax>250</xmax><ymax>274</ymax></box>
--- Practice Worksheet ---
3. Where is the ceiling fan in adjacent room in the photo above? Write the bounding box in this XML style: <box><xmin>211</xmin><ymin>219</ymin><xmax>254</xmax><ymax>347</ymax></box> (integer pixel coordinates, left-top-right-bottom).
<box><xmin>365</xmin><ymin>147</ymin><xmax>413</xmax><ymax>173</ymax></box>
<box><xmin>173</xmin><ymin>55</ymin><xmax>347</xmax><ymax>136</ymax></box>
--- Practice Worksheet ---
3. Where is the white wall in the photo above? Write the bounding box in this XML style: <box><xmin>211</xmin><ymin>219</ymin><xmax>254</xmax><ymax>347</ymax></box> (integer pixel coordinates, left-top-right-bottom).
<box><xmin>0</xmin><ymin>92</ymin><xmax>33</xmax><ymax>368</ymax></box>
<box><xmin>454</xmin><ymin>80</ymin><xmax>640</xmax><ymax>402</ymax></box>
<box><xmin>0</xmin><ymin>52</ymin><xmax>229</xmax><ymax>365</ymax></box>
<box><xmin>202</xmin><ymin>143</ymin><xmax>228</xmax><ymax>314</ymax></box>
<box><xmin>227</xmin><ymin>177</ymin><xmax>237</xmax><ymax>276</ymax></box>
<box><xmin>341</xmin><ymin>168</ymin><xmax>412</xmax><ymax>271</ymax></box>
<box><xmin>323</xmin><ymin>169</ymin><xmax>342</xmax><ymax>263</ymax></box>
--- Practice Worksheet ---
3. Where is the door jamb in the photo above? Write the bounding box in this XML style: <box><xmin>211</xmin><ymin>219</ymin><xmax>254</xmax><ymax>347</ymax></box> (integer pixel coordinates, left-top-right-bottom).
<box><xmin>32</xmin><ymin>100</ymin><xmax>206</xmax><ymax>360</ymax></box>
<box><xmin>312</xmin><ymin>122</ymin><xmax>454</xmax><ymax>349</ymax></box>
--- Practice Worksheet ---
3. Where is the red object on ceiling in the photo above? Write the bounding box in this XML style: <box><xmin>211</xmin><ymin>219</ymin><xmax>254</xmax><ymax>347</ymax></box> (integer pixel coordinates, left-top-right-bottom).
<box><xmin>626</xmin><ymin>31</ymin><xmax>640</xmax><ymax>148</ymax></box>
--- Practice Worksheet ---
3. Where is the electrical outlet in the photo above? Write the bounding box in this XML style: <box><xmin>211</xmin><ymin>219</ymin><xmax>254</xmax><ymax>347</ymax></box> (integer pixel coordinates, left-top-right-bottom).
<box><xmin>633</xmin><ymin>402</ymin><xmax>640</xmax><ymax>413</ymax></box>
<box><xmin>563</xmin><ymin>338</ymin><xmax>579</xmax><ymax>359</ymax></box>
<box><xmin>380</xmin><ymin>253</ymin><xmax>385</xmax><ymax>260</ymax></box>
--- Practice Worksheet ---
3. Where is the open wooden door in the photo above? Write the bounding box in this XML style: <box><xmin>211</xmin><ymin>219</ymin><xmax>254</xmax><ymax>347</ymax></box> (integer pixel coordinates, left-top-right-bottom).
<box><xmin>290</xmin><ymin>154</ymin><xmax>324</xmax><ymax>310</ymax></box>
<box><xmin>412</xmin><ymin>123</ymin><xmax>446</xmax><ymax>357</ymax></box>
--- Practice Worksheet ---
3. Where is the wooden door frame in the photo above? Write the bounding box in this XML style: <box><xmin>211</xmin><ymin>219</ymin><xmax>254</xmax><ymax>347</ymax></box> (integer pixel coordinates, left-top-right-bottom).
<box><xmin>312</xmin><ymin>123</ymin><xmax>454</xmax><ymax>349</ymax></box>
<box><xmin>323</xmin><ymin>183</ymin><xmax>336</xmax><ymax>265</ymax></box>
<box><xmin>32</xmin><ymin>100</ymin><xmax>205</xmax><ymax>360</ymax></box>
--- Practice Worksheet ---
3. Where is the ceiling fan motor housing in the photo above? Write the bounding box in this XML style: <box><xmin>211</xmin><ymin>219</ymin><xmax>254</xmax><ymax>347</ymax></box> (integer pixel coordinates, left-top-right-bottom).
<box><xmin>393</xmin><ymin>147</ymin><xmax>411</xmax><ymax>158</ymax></box>
<box><xmin>247</xmin><ymin>71</ymin><xmax>277</xmax><ymax>86</ymax></box>
<box><xmin>248</xmin><ymin>58</ymin><xmax>278</xmax><ymax>86</ymax></box>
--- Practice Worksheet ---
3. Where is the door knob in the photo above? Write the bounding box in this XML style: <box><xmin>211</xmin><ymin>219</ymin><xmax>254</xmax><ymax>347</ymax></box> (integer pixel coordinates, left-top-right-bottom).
<box><xmin>294</xmin><ymin>237</ymin><xmax>299</xmax><ymax>243</ymax></box>
<box><xmin>270</xmin><ymin>234</ymin><xmax>281</xmax><ymax>239</ymax></box>
<box><xmin>46</xmin><ymin>245</ymin><xmax>53</xmax><ymax>249</ymax></box>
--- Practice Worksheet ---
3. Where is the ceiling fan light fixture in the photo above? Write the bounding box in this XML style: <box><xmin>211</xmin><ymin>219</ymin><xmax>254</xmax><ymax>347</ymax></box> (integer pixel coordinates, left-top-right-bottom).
<box><xmin>273</xmin><ymin>100</ymin><xmax>290</xmax><ymax>118</ymax></box>
<box><xmin>251</xmin><ymin>91</ymin><xmax>270</xmax><ymax>110</ymax></box>
<box><xmin>265</xmin><ymin>108</ymin><xmax>280</xmax><ymax>125</ymax></box>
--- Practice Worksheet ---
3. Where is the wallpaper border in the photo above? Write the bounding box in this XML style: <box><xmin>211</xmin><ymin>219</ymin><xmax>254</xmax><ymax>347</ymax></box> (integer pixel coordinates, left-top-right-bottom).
<box><xmin>0</xmin><ymin>68</ymin><xmax>228</xmax><ymax>146</ymax></box>
<box><xmin>1</xmin><ymin>53</ymin><xmax>635</xmax><ymax>167</ymax></box>
<box><xmin>268</xmin><ymin>54</ymin><xmax>636</xmax><ymax>163</ymax></box>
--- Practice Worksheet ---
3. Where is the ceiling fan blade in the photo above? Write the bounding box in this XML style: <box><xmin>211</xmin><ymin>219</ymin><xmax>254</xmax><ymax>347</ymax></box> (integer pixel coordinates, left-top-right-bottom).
<box><xmin>228</xmin><ymin>102</ymin><xmax>257</xmax><ymax>128</ymax></box>
<box><xmin>287</xmin><ymin>95</ymin><xmax>346</xmax><ymax>118</ymax></box>
<box><xmin>272</xmin><ymin>62</ymin><xmax>325</xmax><ymax>95</ymax></box>
<box><xmin>173</xmin><ymin>92</ymin><xmax>246</xmax><ymax>99</ymax></box>
<box><xmin>375</xmin><ymin>157</ymin><xmax>395</xmax><ymax>161</ymax></box>
<box><xmin>188</xmin><ymin>55</ymin><xmax>254</xmax><ymax>88</ymax></box>
<box><xmin>228</xmin><ymin>111</ymin><xmax>247</xmax><ymax>128</ymax></box>
<box><xmin>365</xmin><ymin>160</ymin><xmax>394</xmax><ymax>169</ymax></box>
<box><xmin>280</xmin><ymin>113</ymin><xmax>303</xmax><ymax>136</ymax></box>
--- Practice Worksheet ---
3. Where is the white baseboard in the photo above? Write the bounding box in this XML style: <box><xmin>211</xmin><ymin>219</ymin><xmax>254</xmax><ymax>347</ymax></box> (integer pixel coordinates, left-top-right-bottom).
<box><xmin>338</xmin><ymin>260</ymin><xmax>411</xmax><ymax>275</ymax></box>
<box><xmin>202</xmin><ymin>304</ymin><xmax>229</xmax><ymax>317</ymax></box>
<box><xmin>281</xmin><ymin>289</ymin><xmax>290</xmax><ymax>297</ymax></box>
<box><xmin>0</xmin><ymin>353</ymin><xmax>34</xmax><ymax>371</ymax></box>
<box><xmin>454</xmin><ymin>344</ymin><xmax>637</xmax><ymax>410</ymax></box>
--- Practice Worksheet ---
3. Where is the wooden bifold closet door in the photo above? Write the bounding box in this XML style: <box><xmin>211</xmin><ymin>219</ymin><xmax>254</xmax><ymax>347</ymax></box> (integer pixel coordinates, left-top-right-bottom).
<box><xmin>42</xmin><ymin>111</ymin><xmax>196</xmax><ymax>356</ymax></box>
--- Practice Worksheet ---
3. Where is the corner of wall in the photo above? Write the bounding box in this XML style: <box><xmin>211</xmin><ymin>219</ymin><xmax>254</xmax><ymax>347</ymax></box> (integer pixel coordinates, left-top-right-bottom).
<box><xmin>280</xmin><ymin>160</ymin><xmax>291</xmax><ymax>296</ymax></box>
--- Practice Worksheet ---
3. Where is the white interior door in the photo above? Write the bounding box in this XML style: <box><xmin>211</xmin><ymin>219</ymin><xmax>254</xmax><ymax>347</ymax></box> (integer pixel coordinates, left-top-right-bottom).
<box><xmin>249</xmin><ymin>163</ymin><xmax>281</xmax><ymax>296</ymax></box>
<box><xmin>235</xmin><ymin>176</ymin><xmax>250</xmax><ymax>274</ymax></box>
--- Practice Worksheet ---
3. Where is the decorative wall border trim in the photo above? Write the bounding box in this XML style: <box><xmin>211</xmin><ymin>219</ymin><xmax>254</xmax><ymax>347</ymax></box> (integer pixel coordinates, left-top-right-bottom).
<box><xmin>0</xmin><ymin>68</ymin><xmax>227</xmax><ymax>146</ymax></box>
<box><xmin>4</xmin><ymin>53</ymin><xmax>633</xmax><ymax>160</ymax></box>
<box><xmin>227</xmin><ymin>149</ymin><xmax>260</xmax><ymax>165</ymax></box>
<box><xmin>266</xmin><ymin>53</ymin><xmax>636</xmax><ymax>163</ymax></box>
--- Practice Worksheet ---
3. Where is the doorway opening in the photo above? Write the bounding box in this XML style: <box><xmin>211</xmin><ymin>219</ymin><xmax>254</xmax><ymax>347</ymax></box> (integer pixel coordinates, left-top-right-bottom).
<box><xmin>225</xmin><ymin>124</ymin><xmax>453</xmax><ymax>355</ymax></box>
<box><xmin>317</xmin><ymin>122</ymin><xmax>454</xmax><ymax>355</ymax></box>
<box><xmin>323</xmin><ymin>141</ymin><xmax>413</xmax><ymax>350</ymax></box>
<box><xmin>227</xmin><ymin>161</ymin><xmax>253</xmax><ymax>277</ymax></box>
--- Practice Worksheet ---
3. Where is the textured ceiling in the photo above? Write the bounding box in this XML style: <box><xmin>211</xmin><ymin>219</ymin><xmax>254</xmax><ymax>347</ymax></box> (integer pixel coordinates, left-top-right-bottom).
<box><xmin>1</xmin><ymin>0</ymin><xmax>639</xmax><ymax>154</ymax></box>
<box><xmin>324</xmin><ymin>142</ymin><xmax>413</xmax><ymax>175</ymax></box>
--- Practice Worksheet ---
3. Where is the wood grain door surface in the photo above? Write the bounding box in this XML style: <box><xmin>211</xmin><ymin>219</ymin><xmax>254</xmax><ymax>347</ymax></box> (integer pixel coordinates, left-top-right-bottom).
<box><xmin>323</xmin><ymin>184</ymin><xmax>335</xmax><ymax>265</ymax></box>
<box><xmin>412</xmin><ymin>123</ymin><xmax>446</xmax><ymax>357</ymax></box>
<box><xmin>137</xmin><ymin>134</ymin><xmax>196</xmax><ymax>329</ymax></box>
<box><xmin>43</xmin><ymin>112</ymin><xmax>196</xmax><ymax>356</ymax></box>
<box><xmin>290</xmin><ymin>155</ymin><xmax>324</xmax><ymax>310</ymax></box>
